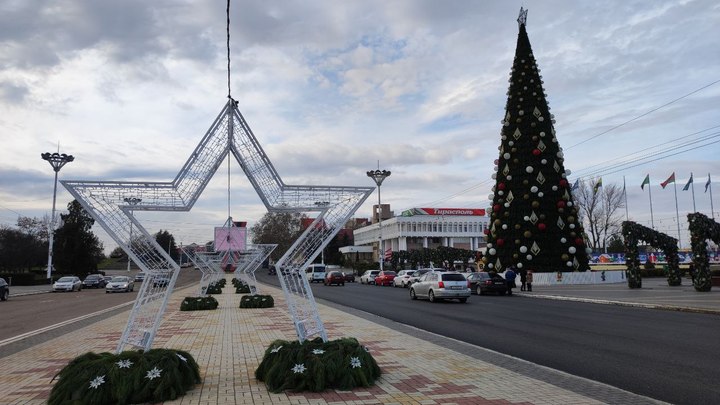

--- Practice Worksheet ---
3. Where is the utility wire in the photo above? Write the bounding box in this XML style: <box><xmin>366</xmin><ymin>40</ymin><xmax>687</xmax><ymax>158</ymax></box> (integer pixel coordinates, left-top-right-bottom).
<box><xmin>567</xmin><ymin>79</ymin><xmax>720</xmax><ymax>149</ymax></box>
<box><xmin>226</xmin><ymin>0</ymin><xmax>232</xmax><ymax>99</ymax></box>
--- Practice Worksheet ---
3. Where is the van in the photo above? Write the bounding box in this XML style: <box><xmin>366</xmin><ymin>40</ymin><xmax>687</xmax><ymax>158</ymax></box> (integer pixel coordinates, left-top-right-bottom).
<box><xmin>306</xmin><ymin>264</ymin><xmax>326</xmax><ymax>283</ymax></box>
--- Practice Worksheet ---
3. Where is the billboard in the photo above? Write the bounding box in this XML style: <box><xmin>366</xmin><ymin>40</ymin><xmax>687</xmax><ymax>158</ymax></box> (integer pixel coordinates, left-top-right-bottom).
<box><xmin>214</xmin><ymin>226</ymin><xmax>247</xmax><ymax>251</ymax></box>
<box><xmin>401</xmin><ymin>208</ymin><xmax>486</xmax><ymax>217</ymax></box>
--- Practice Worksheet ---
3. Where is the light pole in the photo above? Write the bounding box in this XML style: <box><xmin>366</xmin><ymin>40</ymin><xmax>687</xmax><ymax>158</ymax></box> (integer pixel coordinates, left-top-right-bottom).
<box><xmin>123</xmin><ymin>197</ymin><xmax>142</xmax><ymax>272</ymax></box>
<box><xmin>41</xmin><ymin>152</ymin><xmax>74</xmax><ymax>281</ymax></box>
<box><xmin>366</xmin><ymin>169</ymin><xmax>391</xmax><ymax>271</ymax></box>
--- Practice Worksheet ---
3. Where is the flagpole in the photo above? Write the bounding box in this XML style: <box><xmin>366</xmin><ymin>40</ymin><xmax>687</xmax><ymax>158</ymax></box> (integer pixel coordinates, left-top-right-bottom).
<box><xmin>623</xmin><ymin>176</ymin><xmax>628</xmax><ymax>221</ymax></box>
<box><xmin>690</xmin><ymin>172</ymin><xmax>696</xmax><ymax>212</ymax></box>
<box><xmin>710</xmin><ymin>174</ymin><xmax>715</xmax><ymax>220</ymax></box>
<box><xmin>673</xmin><ymin>181</ymin><xmax>681</xmax><ymax>249</ymax></box>
<box><xmin>648</xmin><ymin>181</ymin><xmax>655</xmax><ymax>228</ymax></box>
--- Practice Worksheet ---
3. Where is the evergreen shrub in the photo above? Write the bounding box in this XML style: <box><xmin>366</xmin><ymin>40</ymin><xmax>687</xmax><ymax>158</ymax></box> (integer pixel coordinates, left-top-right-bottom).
<box><xmin>180</xmin><ymin>296</ymin><xmax>219</xmax><ymax>311</ymax></box>
<box><xmin>255</xmin><ymin>337</ymin><xmax>381</xmax><ymax>393</ymax></box>
<box><xmin>49</xmin><ymin>348</ymin><xmax>200</xmax><ymax>405</ymax></box>
<box><xmin>239</xmin><ymin>294</ymin><xmax>274</xmax><ymax>308</ymax></box>
<box><xmin>235</xmin><ymin>284</ymin><xmax>251</xmax><ymax>294</ymax></box>
<box><xmin>206</xmin><ymin>282</ymin><xmax>223</xmax><ymax>295</ymax></box>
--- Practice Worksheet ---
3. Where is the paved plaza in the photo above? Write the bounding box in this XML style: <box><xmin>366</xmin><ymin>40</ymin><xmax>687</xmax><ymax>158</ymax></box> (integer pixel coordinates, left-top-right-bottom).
<box><xmin>5</xmin><ymin>276</ymin><xmax>716</xmax><ymax>404</ymax></box>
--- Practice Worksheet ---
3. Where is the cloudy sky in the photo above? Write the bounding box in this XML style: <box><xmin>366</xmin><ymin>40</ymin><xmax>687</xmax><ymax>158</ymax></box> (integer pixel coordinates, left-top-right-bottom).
<box><xmin>1</xmin><ymin>0</ymin><xmax>718</xmax><ymax>252</ymax></box>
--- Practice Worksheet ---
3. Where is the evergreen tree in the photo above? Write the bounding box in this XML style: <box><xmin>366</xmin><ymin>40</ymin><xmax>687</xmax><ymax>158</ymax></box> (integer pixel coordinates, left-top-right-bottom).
<box><xmin>53</xmin><ymin>200</ymin><xmax>104</xmax><ymax>275</ymax></box>
<box><xmin>154</xmin><ymin>229</ymin><xmax>178</xmax><ymax>260</ymax></box>
<box><xmin>483</xmin><ymin>9</ymin><xmax>591</xmax><ymax>273</ymax></box>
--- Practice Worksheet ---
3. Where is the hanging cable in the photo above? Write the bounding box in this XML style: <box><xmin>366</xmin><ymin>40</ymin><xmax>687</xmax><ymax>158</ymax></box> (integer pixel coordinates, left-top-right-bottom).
<box><xmin>226</xmin><ymin>0</ymin><xmax>232</xmax><ymax>99</ymax></box>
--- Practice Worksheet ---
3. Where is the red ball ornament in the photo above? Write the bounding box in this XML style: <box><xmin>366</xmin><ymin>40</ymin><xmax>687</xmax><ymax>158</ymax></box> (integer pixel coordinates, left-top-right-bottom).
<box><xmin>484</xmin><ymin>228</ymin><xmax>490</xmax><ymax>235</ymax></box>
<box><xmin>537</xmin><ymin>223</ymin><xmax>546</xmax><ymax>231</ymax></box>
<box><xmin>498</xmin><ymin>182</ymin><xmax>506</xmax><ymax>190</ymax></box>
<box><xmin>532</xmin><ymin>148</ymin><xmax>541</xmax><ymax>156</ymax></box>
<box><xmin>496</xmin><ymin>239</ymin><xmax>505</xmax><ymax>247</ymax></box>
<box><xmin>557</xmin><ymin>200</ymin><xmax>566</xmax><ymax>208</ymax></box>
<box><xmin>559</xmin><ymin>179</ymin><xmax>568</xmax><ymax>187</ymax></box>
<box><xmin>575</xmin><ymin>238</ymin><xmax>584</xmax><ymax>245</ymax></box>
<box><xmin>493</xmin><ymin>204</ymin><xmax>501</xmax><ymax>212</ymax></box>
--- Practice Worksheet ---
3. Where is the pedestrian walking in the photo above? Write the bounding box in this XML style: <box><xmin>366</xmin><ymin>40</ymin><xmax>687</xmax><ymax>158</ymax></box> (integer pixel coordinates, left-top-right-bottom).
<box><xmin>520</xmin><ymin>268</ymin><xmax>527</xmax><ymax>291</ymax></box>
<box><xmin>505</xmin><ymin>266</ymin><xmax>517</xmax><ymax>296</ymax></box>
<box><xmin>526</xmin><ymin>270</ymin><xmax>533</xmax><ymax>292</ymax></box>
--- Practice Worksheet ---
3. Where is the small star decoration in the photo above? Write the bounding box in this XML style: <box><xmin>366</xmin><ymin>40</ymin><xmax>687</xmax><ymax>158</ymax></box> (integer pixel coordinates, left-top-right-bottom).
<box><xmin>312</xmin><ymin>349</ymin><xmax>325</xmax><ymax>355</ymax></box>
<box><xmin>116</xmin><ymin>359</ymin><xmax>133</xmax><ymax>369</ymax></box>
<box><xmin>270</xmin><ymin>345</ymin><xmax>283</xmax><ymax>353</ymax></box>
<box><xmin>145</xmin><ymin>367</ymin><xmax>162</xmax><ymax>380</ymax></box>
<box><xmin>89</xmin><ymin>375</ymin><xmax>106</xmax><ymax>389</ymax></box>
<box><xmin>350</xmin><ymin>357</ymin><xmax>362</xmax><ymax>368</ymax></box>
<box><xmin>177</xmin><ymin>353</ymin><xmax>187</xmax><ymax>362</ymax></box>
<box><xmin>292</xmin><ymin>363</ymin><xmax>306</xmax><ymax>374</ymax></box>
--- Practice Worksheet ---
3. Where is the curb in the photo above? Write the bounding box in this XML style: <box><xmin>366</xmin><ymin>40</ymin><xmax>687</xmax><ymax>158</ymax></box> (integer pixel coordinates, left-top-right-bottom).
<box><xmin>515</xmin><ymin>292</ymin><xmax>720</xmax><ymax>315</ymax></box>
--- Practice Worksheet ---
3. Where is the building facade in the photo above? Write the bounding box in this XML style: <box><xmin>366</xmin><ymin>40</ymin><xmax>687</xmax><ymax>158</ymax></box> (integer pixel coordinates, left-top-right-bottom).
<box><xmin>352</xmin><ymin>207</ymin><xmax>490</xmax><ymax>262</ymax></box>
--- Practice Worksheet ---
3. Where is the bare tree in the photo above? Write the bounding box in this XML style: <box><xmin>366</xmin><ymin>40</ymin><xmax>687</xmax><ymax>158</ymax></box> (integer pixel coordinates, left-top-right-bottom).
<box><xmin>573</xmin><ymin>179</ymin><xmax>626</xmax><ymax>251</ymax></box>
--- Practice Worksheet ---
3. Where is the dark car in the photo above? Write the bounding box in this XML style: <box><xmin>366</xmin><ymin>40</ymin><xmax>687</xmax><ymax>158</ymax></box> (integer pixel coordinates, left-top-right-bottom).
<box><xmin>324</xmin><ymin>271</ymin><xmax>345</xmax><ymax>286</ymax></box>
<box><xmin>466</xmin><ymin>272</ymin><xmax>508</xmax><ymax>295</ymax></box>
<box><xmin>82</xmin><ymin>274</ymin><xmax>108</xmax><ymax>289</ymax></box>
<box><xmin>0</xmin><ymin>277</ymin><xmax>9</xmax><ymax>301</ymax></box>
<box><xmin>343</xmin><ymin>272</ymin><xmax>355</xmax><ymax>282</ymax></box>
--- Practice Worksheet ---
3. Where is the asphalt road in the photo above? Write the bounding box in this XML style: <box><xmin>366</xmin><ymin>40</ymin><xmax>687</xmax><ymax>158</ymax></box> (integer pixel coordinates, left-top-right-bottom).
<box><xmin>257</xmin><ymin>271</ymin><xmax>720</xmax><ymax>405</ymax></box>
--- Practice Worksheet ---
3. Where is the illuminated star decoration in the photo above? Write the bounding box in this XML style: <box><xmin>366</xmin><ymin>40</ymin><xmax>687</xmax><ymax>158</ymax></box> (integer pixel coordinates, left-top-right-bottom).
<box><xmin>312</xmin><ymin>349</ymin><xmax>325</xmax><ymax>355</ymax></box>
<box><xmin>350</xmin><ymin>357</ymin><xmax>362</xmax><ymax>368</ymax></box>
<box><xmin>270</xmin><ymin>345</ymin><xmax>283</xmax><ymax>354</ymax></box>
<box><xmin>62</xmin><ymin>99</ymin><xmax>373</xmax><ymax>351</ymax></box>
<box><xmin>145</xmin><ymin>367</ymin><xmax>162</xmax><ymax>380</ymax></box>
<box><xmin>292</xmin><ymin>363</ymin><xmax>306</xmax><ymax>374</ymax></box>
<box><xmin>176</xmin><ymin>353</ymin><xmax>187</xmax><ymax>362</ymax></box>
<box><xmin>116</xmin><ymin>359</ymin><xmax>133</xmax><ymax>369</ymax></box>
<box><xmin>89</xmin><ymin>375</ymin><xmax>106</xmax><ymax>389</ymax></box>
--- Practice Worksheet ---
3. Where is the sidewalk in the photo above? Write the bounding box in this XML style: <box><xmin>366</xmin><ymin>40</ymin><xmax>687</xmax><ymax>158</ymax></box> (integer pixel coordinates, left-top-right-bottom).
<box><xmin>1</xmin><ymin>278</ymin><xmax>667</xmax><ymax>405</ymax></box>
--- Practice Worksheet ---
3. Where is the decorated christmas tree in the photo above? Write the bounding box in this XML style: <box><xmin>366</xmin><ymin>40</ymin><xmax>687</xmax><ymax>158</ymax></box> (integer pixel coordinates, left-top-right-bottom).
<box><xmin>483</xmin><ymin>8</ymin><xmax>591</xmax><ymax>273</ymax></box>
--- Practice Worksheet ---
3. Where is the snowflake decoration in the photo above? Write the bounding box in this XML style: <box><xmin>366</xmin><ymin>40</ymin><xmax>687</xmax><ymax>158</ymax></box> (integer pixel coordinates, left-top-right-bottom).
<box><xmin>145</xmin><ymin>367</ymin><xmax>162</xmax><ymax>380</ymax></box>
<box><xmin>177</xmin><ymin>353</ymin><xmax>187</xmax><ymax>362</ymax></box>
<box><xmin>270</xmin><ymin>345</ymin><xmax>283</xmax><ymax>353</ymax></box>
<box><xmin>89</xmin><ymin>375</ymin><xmax>106</xmax><ymax>389</ymax></box>
<box><xmin>116</xmin><ymin>359</ymin><xmax>133</xmax><ymax>369</ymax></box>
<box><xmin>312</xmin><ymin>349</ymin><xmax>325</xmax><ymax>355</ymax></box>
<box><xmin>350</xmin><ymin>357</ymin><xmax>362</xmax><ymax>368</ymax></box>
<box><xmin>291</xmin><ymin>363</ymin><xmax>306</xmax><ymax>374</ymax></box>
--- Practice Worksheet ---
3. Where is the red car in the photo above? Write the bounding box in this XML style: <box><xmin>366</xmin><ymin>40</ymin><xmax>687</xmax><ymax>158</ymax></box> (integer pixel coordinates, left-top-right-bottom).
<box><xmin>324</xmin><ymin>271</ymin><xmax>345</xmax><ymax>286</ymax></box>
<box><xmin>374</xmin><ymin>271</ymin><xmax>397</xmax><ymax>286</ymax></box>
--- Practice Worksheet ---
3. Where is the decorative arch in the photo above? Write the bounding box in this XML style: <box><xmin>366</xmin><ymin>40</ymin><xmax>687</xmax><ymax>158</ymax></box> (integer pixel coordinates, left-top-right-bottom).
<box><xmin>622</xmin><ymin>221</ymin><xmax>680</xmax><ymax>289</ymax></box>
<box><xmin>687</xmin><ymin>213</ymin><xmax>720</xmax><ymax>292</ymax></box>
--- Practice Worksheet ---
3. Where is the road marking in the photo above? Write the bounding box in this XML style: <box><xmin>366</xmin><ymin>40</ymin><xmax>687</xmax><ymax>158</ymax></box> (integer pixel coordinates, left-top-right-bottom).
<box><xmin>0</xmin><ymin>301</ymin><xmax>134</xmax><ymax>348</ymax></box>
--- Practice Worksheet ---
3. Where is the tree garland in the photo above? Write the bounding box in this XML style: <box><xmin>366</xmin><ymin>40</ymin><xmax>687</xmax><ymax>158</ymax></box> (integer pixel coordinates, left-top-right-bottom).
<box><xmin>232</xmin><ymin>277</ymin><xmax>251</xmax><ymax>293</ymax></box>
<box><xmin>180</xmin><ymin>296</ymin><xmax>219</xmax><ymax>311</ymax></box>
<box><xmin>622</xmin><ymin>221</ymin><xmax>680</xmax><ymax>288</ymax></box>
<box><xmin>239</xmin><ymin>294</ymin><xmax>274</xmax><ymax>308</ymax></box>
<box><xmin>49</xmin><ymin>349</ymin><xmax>200</xmax><ymax>404</ymax></box>
<box><xmin>687</xmin><ymin>213</ymin><xmax>720</xmax><ymax>292</ymax></box>
<box><xmin>255</xmin><ymin>337</ymin><xmax>380</xmax><ymax>393</ymax></box>
<box><xmin>206</xmin><ymin>280</ymin><xmax>224</xmax><ymax>294</ymax></box>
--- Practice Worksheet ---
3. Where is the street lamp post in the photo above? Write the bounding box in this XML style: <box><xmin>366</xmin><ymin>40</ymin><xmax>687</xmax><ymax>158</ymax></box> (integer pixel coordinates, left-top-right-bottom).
<box><xmin>123</xmin><ymin>197</ymin><xmax>142</xmax><ymax>272</ymax></box>
<box><xmin>366</xmin><ymin>169</ymin><xmax>391</xmax><ymax>271</ymax></box>
<box><xmin>41</xmin><ymin>152</ymin><xmax>74</xmax><ymax>281</ymax></box>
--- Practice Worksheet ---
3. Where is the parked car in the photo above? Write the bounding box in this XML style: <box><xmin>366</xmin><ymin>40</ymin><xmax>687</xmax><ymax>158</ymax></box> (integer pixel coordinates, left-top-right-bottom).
<box><xmin>134</xmin><ymin>272</ymin><xmax>146</xmax><ymax>282</ymax></box>
<box><xmin>53</xmin><ymin>276</ymin><xmax>83</xmax><ymax>292</ymax></box>
<box><xmin>343</xmin><ymin>272</ymin><xmax>355</xmax><ymax>282</ymax></box>
<box><xmin>409</xmin><ymin>271</ymin><xmax>470</xmax><ymax>303</ymax></box>
<box><xmin>406</xmin><ymin>268</ymin><xmax>437</xmax><ymax>286</ymax></box>
<box><xmin>152</xmin><ymin>274</ymin><xmax>172</xmax><ymax>288</ymax></box>
<box><xmin>306</xmin><ymin>264</ymin><xmax>326</xmax><ymax>283</ymax></box>
<box><xmin>324</xmin><ymin>271</ymin><xmax>345</xmax><ymax>286</ymax></box>
<box><xmin>103</xmin><ymin>276</ymin><xmax>114</xmax><ymax>285</ymax></box>
<box><xmin>0</xmin><ymin>277</ymin><xmax>9</xmax><ymax>301</ymax></box>
<box><xmin>82</xmin><ymin>274</ymin><xmax>108</xmax><ymax>289</ymax></box>
<box><xmin>359</xmin><ymin>270</ymin><xmax>380</xmax><ymax>284</ymax></box>
<box><xmin>392</xmin><ymin>270</ymin><xmax>416</xmax><ymax>288</ymax></box>
<box><xmin>466</xmin><ymin>272</ymin><xmax>508</xmax><ymax>295</ymax></box>
<box><xmin>374</xmin><ymin>271</ymin><xmax>397</xmax><ymax>286</ymax></box>
<box><xmin>106</xmin><ymin>276</ymin><xmax>134</xmax><ymax>293</ymax></box>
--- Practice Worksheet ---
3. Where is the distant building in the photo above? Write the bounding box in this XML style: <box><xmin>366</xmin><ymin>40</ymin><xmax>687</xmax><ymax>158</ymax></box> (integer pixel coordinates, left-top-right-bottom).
<box><xmin>352</xmin><ymin>206</ymin><xmax>490</xmax><ymax>263</ymax></box>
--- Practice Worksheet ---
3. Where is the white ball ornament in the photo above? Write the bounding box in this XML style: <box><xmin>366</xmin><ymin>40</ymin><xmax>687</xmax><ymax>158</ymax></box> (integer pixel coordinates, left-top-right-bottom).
<box><xmin>517</xmin><ymin>262</ymin><xmax>523</xmax><ymax>268</ymax></box>
<box><xmin>569</xmin><ymin>224</ymin><xmax>576</xmax><ymax>229</ymax></box>
<box><xmin>557</xmin><ymin>151</ymin><xmax>563</xmax><ymax>158</ymax></box>
<box><xmin>502</xmin><ymin>224</ymin><xmax>508</xmax><ymax>229</ymax></box>
<box><xmin>498</xmin><ymin>190</ymin><xmax>504</xmax><ymax>196</ymax></box>
<box><xmin>566</xmin><ymin>261</ymin><xmax>573</xmax><ymax>267</ymax></box>
<box><xmin>538</xmin><ymin>192</ymin><xmax>544</xmax><ymax>197</ymax></box>
<box><xmin>504</xmin><ymin>153</ymin><xmax>511</xmax><ymax>159</ymax></box>
<box><xmin>488</xmin><ymin>263</ymin><xmax>494</xmax><ymax>269</ymax></box>
<box><xmin>507</xmin><ymin>175</ymin><xmax>513</xmax><ymax>180</ymax></box>
<box><xmin>539</xmin><ymin>132</ymin><xmax>545</xmax><ymax>137</ymax></box>
<box><xmin>568</xmin><ymin>247</ymin><xmax>577</xmax><ymax>254</ymax></box>
<box><xmin>561</xmin><ymin>173</ymin><xmax>567</xmax><ymax>179</ymax></box>
<box><xmin>565</xmin><ymin>169</ymin><xmax>572</xmax><ymax>175</ymax></box>
<box><xmin>585</xmin><ymin>248</ymin><xmax>593</xmax><ymax>254</ymax></box>
<box><xmin>526</xmin><ymin>166</ymin><xmax>534</xmax><ymax>173</ymax></box>
<box><xmin>538</xmin><ymin>117</ymin><xmax>544</xmax><ymax>122</ymax></box>
<box><xmin>530</xmin><ymin>186</ymin><xmax>538</xmax><ymax>193</ymax></box>
<box><xmin>541</xmin><ymin>159</ymin><xmax>547</xmax><ymax>164</ymax></box>
<box><xmin>489</xmin><ymin>248</ymin><xmax>496</xmax><ymax>255</ymax></box>
<box><xmin>502</xmin><ymin>135</ymin><xmax>507</xmax><ymax>140</ymax></box>
<box><xmin>552</xmin><ymin>185</ymin><xmax>558</xmax><ymax>191</ymax></box>
<box><xmin>561</xmin><ymin>237</ymin><xmax>567</xmax><ymax>243</ymax></box>
<box><xmin>492</xmin><ymin>173</ymin><xmax>497</xmax><ymax>179</ymax></box>
<box><xmin>526</xmin><ymin>255</ymin><xmax>533</xmax><ymax>260</ymax></box>
<box><xmin>567</xmin><ymin>202</ymin><xmax>573</xmax><ymax>207</ymax></box>
<box><xmin>524</xmin><ymin>216</ymin><xmax>530</xmax><ymax>221</ymax></box>
<box><xmin>508</xmin><ymin>141</ymin><xmax>514</xmax><ymax>146</ymax></box>
<box><xmin>520</xmin><ymin>246</ymin><xmax>528</xmax><ymax>253</ymax></box>
<box><xmin>488</xmin><ymin>194</ymin><xmax>495</xmax><ymax>200</ymax></box>
<box><xmin>504</xmin><ymin>202</ymin><xmax>510</xmax><ymax>208</ymax></box>
<box><xmin>519</xmin><ymin>110</ymin><xmax>524</xmax><ymax>116</ymax></box>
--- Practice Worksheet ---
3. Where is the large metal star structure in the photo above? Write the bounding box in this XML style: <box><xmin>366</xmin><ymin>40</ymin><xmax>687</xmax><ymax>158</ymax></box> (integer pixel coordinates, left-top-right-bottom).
<box><xmin>62</xmin><ymin>99</ymin><xmax>374</xmax><ymax>352</ymax></box>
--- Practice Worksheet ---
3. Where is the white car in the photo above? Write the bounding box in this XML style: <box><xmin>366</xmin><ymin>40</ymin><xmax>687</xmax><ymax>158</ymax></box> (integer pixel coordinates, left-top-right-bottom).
<box><xmin>392</xmin><ymin>270</ymin><xmax>416</xmax><ymax>288</ymax></box>
<box><xmin>53</xmin><ymin>276</ymin><xmax>83</xmax><ymax>292</ymax></box>
<box><xmin>106</xmin><ymin>276</ymin><xmax>135</xmax><ymax>293</ymax></box>
<box><xmin>359</xmin><ymin>270</ymin><xmax>380</xmax><ymax>284</ymax></box>
<box><xmin>406</xmin><ymin>268</ymin><xmax>439</xmax><ymax>286</ymax></box>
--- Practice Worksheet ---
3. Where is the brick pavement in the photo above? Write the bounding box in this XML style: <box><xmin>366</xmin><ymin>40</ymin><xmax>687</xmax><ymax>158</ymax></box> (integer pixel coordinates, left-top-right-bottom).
<box><xmin>1</xmin><ymin>278</ymin><xmax>665</xmax><ymax>404</ymax></box>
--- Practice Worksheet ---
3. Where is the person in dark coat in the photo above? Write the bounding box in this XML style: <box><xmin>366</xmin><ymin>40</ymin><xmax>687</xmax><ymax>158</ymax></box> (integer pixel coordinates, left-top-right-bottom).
<box><xmin>526</xmin><ymin>270</ymin><xmax>533</xmax><ymax>292</ymax></box>
<box><xmin>505</xmin><ymin>267</ymin><xmax>517</xmax><ymax>296</ymax></box>
<box><xmin>519</xmin><ymin>268</ymin><xmax>527</xmax><ymax>291</ymax></box>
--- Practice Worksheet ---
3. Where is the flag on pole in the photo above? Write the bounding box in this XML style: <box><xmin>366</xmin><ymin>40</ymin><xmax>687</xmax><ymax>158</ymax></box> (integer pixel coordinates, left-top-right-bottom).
<box><xmin>641</xmin><ymin>174</ymin><xmax>650</xmax><ymax>190</ymax></box>
<box><xmin>593</xmin><ymin>178</ymin><xmax>603</xmax><ymax>193</ymax></box>
<box><xmin>571</xmin><ymin>179</ymin><xmax>579</xmax><ymax>191</ymax></box>
<box><xmin>706</xmin><ymin>174</ymin><xmax>712</xmax><ymax>193</ymax></box>
<box><xmin>384</xmin><ymin>247</ymin><xmax>392</xmax><ymax>261</ymax></box>
<box><xmin>682</xmin><ymin>173</ymin><xmax>693</xmax><ymax>191</ymax></box>
<box><xmin>660</xmin><ymin>172</ymin><xmax>675</xmax><ymax>189</ymax></box>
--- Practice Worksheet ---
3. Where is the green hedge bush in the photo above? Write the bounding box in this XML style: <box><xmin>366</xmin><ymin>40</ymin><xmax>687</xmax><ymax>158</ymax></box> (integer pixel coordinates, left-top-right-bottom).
<box><xmin>206</xmin><ymin>282</ymin><xmax>223</xmax><ymax>295</ymax></box>
<box><xmin>255</xmin><ymin>337</ymin><xmax>381</xmax><ymax>393</ymax></box>
<box><xmin>239</xmin><ymin>294</ymin><xmax>274</xmax><ymax>308</ymax></box>
<box><xmin>180</xmin><ymin>296</ymin><xmax>219</xmax><ymax>311</ymax></box>
<box><xmin>49</xmin><ymin>348</ymin><xmax>200</xmax><ymax>405</ymax></box>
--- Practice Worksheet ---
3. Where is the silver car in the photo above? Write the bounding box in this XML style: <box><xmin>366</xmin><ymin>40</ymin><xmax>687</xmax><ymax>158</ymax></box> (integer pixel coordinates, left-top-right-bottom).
<box><xmin>106</xmin><ymin>276</ymin><xmax>135</xmax><ymax>293</ymax></box>
<box><xmin>410</xmin><ymin>271</ymin><xmax>470</xmax><ymax>303</ymax></box>
<box><xmin>52</xmin><ymin>276</ymin><xmax>83</xmax><ymax>292</ymax></box>
<box><xmin>360</xmin><ymin>270</ymin><xmax>380</xmax><ymax>284</ymax></box>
